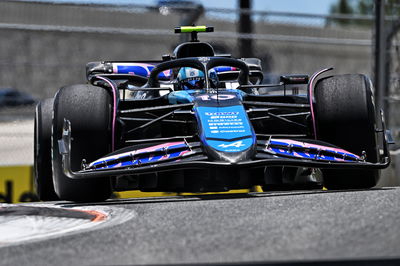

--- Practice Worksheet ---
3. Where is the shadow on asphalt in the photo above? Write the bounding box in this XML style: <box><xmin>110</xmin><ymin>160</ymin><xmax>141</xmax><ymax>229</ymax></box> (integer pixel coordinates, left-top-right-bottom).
<box><xmin>116</xmin><ymin>257</ymin><xmax>400</xmax><ymax>266</ymax></box>
<box><xmin>109</xmin><ymin>257</ymin><xmax>400</xmax><ymax>266</ymax></box>
<box><xmin>58</xmin><ymin>187</ymin><xmax>397</xmax><ymax>208</ymax></box>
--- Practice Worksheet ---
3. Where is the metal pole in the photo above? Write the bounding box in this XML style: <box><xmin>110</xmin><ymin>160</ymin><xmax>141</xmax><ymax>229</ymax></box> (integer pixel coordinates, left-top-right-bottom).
<box><xmin>383</xmin><ymin>17</ymin><xmax>400</xmax><ymax>131</ymax></box>
<box><xmin>238</xmin><ymin>0</ymin><xmax>253</xmax><ymax>58</ymax></box>
<box><xmin>374</xmin><ymin>0</ymin><xmax>386</xmax><ymax>116</ymax></box>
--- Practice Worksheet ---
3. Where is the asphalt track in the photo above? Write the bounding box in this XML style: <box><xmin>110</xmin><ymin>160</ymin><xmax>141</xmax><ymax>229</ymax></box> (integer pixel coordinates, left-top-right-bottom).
<box><xmin>0</xmin><ymin>187</ymin><xmax>400</xmax><ymax>266</ymax></box>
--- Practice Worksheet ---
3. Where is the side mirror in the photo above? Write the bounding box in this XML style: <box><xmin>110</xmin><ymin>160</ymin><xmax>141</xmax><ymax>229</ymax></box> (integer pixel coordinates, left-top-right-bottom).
<box><xmin>280</xmin><ymin>75</ymin><xmax>309</xmax><ymax>85</ymax></box>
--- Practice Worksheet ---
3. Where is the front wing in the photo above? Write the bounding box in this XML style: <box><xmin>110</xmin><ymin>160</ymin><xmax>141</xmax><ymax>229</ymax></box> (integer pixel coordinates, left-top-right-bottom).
<box><xmin>58</xmin><ymin>119</ymin><xmax>391</xmax><ymax>180</ymax></box>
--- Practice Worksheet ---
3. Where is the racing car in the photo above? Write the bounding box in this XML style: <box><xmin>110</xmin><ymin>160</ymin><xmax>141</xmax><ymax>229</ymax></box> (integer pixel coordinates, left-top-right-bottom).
<box><xmin>34</xmin><ymin>26</ymin><xmax>391</xmax><ymax>202</ymax></box>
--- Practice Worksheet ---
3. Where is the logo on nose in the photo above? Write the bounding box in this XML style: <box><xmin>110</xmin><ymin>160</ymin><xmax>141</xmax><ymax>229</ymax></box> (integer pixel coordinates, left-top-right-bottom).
<box><xmin>218</xmin><ymin>141</ymin><xmax>245</xmax><ymax>148</ymax></box>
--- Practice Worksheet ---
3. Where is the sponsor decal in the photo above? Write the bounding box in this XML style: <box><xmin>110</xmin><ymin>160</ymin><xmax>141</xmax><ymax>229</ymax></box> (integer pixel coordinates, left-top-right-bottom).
<box><xmin>198</xmin><ymin>57</ymin><xmax>210</xmax><ymax>64</ymax></box>
<box><xmin>187</xmin><ymin>69</ymin><xmax>198</xmax><ymax>77</ymax></box>
<box><xmin>197</xmin><ymin>94</ymin><xmax>236</xmax><ymax>101</ymax></box>
<box><xmin>208</xmin><ymin>138</ymin><xmax>253</xmax><ymax>152</ymax></box>
<box><xmin>196</xmin><ymin>105</ymin><xmax>255</xmax><ymax>153</ymax></box>
<box><xmin>218</xmin><ymin>141</ymin><xmax>246</xmax><ymax>148</ymax></box>
<box><xmin>205</xmin><ymin>112</ymin><xmax>239</xmax><ymax>116</ymax></box>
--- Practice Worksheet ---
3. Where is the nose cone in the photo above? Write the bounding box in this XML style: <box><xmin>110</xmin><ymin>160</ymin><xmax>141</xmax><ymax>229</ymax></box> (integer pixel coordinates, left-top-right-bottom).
<box><xmin>194</xmin><ymin>102</ymin><xmax>257</xmax><ymax>163</ymax></box>
<box><xmin>206</xmin><ymin>138</ymin><xmax>256</xmax><ymax>163</ymax></box>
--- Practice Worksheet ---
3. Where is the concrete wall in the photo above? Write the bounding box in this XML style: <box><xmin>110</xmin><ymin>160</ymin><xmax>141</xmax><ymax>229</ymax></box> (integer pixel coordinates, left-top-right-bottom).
<box><xmin>0</xmin><ymin>1</ymin><xmax>373</xmax><ymax>99</ymax></box>
<box><xmin>0</xmin><ymin>28</ymin><xmax>178</xmax><ymax>98</ymax></box>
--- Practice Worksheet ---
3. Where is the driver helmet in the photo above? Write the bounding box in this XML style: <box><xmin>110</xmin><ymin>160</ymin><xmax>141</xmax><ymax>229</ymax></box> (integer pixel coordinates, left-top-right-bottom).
<box><xmin>208</xmin><ymin>68</ymin><xmax>219</xmax><ymax>88</ymax></box>
<box><xmin>177</xmin><ymin>67</ymin><xmax>205</xmax><ymax>90</ymax></box>
<box><xmin>177</xmin><ymin>67</ymin><xmax>220</xmax><ymax>90</ymax></box>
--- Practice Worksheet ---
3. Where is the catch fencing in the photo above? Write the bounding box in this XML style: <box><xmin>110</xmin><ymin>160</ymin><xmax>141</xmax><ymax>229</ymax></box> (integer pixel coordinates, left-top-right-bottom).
<box><xmin>0</xmin><ymin>0</ymin><xmax>376</xmax><ymax>100</ymax></box>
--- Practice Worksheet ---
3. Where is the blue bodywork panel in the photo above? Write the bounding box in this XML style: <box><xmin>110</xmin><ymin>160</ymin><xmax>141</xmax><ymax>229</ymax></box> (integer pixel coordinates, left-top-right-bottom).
<box><xmin>112</xmin><ymin>63</ymin><xmax>170</xmax><ymax>80</ymax></box>
<box><xmin>168</xmin><ymin>89</ymin><xmax>255</xmax><ymax>154</ymax></box>
<box><xmin>195</xmin><ymin>105</ymin><xmax>255</xmax><ymax>153</ymax></box>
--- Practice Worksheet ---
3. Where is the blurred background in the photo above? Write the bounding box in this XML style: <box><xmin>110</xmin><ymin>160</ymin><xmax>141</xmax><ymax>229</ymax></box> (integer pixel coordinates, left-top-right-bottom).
<box><xmin>0</xmin><ymin>0</ymin><xmax>399</xmax><ymax>202</ymax></box>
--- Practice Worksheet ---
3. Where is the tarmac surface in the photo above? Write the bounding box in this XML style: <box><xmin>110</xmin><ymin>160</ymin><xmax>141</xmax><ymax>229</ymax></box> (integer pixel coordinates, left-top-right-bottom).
<box><xmin>0</xmin><ymin>188</ymin><xmax>400</xmax><ymax>265</ymax></box>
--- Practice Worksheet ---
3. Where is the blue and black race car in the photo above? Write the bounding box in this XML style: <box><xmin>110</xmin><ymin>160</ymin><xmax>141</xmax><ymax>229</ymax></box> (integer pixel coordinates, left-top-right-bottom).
<box><xmin>34</xmin><ymin>26</ymin><xmax>391</xmax><ymax>202</ymax></box>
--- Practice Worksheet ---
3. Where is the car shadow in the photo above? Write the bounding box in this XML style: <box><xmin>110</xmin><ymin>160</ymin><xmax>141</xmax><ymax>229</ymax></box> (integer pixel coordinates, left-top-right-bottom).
<box><xmin>57</xmin><ymin>187</ymin><xmax>398</xmax><ymax>208</ymax></box>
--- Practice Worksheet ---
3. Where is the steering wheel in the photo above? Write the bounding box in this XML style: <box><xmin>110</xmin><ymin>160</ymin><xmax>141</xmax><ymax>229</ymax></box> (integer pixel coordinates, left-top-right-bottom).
<box><xmin>145</xmin><ymin>57</ymin><xmax>250</xmax><ymax>88</ymax></box>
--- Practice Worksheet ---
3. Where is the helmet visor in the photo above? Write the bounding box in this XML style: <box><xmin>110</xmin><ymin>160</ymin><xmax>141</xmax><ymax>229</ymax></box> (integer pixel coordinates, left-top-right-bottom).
<box><xmin>181</xmin><ymin>79</ymin><xmax>204</xmax><ymax>90</ymax></box>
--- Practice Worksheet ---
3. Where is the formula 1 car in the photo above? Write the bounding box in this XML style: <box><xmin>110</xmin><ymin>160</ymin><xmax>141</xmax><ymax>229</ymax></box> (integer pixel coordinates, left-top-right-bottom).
<box><xmin>34</xmin><ymin>26</ymin><xmax>391</xmax><ymax>202</ymax></box>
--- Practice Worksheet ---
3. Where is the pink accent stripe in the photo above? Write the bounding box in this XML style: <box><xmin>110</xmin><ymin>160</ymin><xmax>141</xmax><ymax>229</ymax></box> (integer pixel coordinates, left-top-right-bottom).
<box><xmin>89</xmin><ymin>141</ymin><xmax>185</xmax><ymax>166</ymax></box>
<box><xmin>308</xmin><ymin>68</ymin><xmax>333</xmax><ymax>139</ymax></box>
<box><xmin>95</xmin><ymin>76</ymin><xmax>117</xmax><ymax>151</ymax></box>
<box><xmin>273</xmin><ymin>138</ymin><xmax>360</xmax><ymax>158</ymax></box>
<box><xmin>112</xmin><ymin>64</ymin><xmax>118</xmax><ymax>74</ymax></box>
<box><xmin>135</xmin><ymin>141</ymin><xmax>185</xmax><ymax>153</ymax></box>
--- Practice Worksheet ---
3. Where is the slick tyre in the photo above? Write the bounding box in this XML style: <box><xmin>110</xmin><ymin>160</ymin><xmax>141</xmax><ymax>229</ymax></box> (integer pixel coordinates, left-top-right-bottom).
<box><xmin>34</xmin><ymin>98</ymin><xmax>59</xmax><ymax>201</ymax></box>
<box><xmin>52</xmin><ymin>84</ymin><xmax>112</xmax><ymax>202</ymax></box>
<box><xmin>315</xmin><ymin>74</ymin><xmax>380</xmax><ymax>189</ymax></box>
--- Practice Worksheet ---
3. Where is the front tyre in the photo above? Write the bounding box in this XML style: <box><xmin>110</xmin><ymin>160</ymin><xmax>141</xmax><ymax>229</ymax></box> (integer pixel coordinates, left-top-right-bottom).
<box><xmin>315</xmin><ymin>74</ymin><xmax>380</xmax><ymax>189</ymax></box>
<box><xmin>34</xmin><ymin>98</ymin><xmax>59</xmax><ymax>201</ymax></box>
<box><xmin>52</xmin><ymin>84</ymin><xmax>112</xmax><ymax>202</ymax></box>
